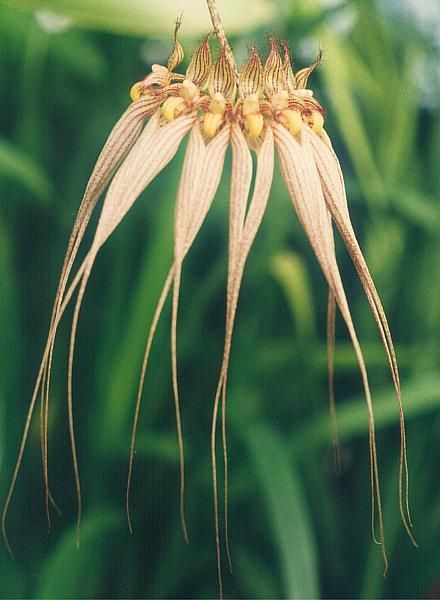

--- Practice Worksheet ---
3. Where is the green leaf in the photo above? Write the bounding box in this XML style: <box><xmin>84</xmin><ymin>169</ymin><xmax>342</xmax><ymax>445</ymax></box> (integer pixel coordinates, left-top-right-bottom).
<box><xmin>246</xmin><ymin>424</ymin><xmax>320</xmax><ymax>599</ymax></box>
<box><xmin>319</xmin><ymin>35</ymin><xmax>387</xmax><ymax>209</ymax></box>
<box><xmin>37</xmin><ymin>511</ymin><xmax>121</xmax><ymax>599</ymax></box>
<box><xmin>292</xmin><ymin>373</ymin><xmax>440</xmax><ymax>455</ymax></box>
<box><xmin>3</xmin><ymin>0</ymin><xmax>275</xmax><ymax>37</ymax></box>
<box><xmin>0</xmin><ymin>137</ymin><xmax>54</xmax><ymax>203</ymax></box>
<box><xmin>109</xmin><ymin>430</ymin><xmax>185</xmax><ymax>462</ymax></box>
<box><xmin>389</xmin><ymin>188</ymin><xmax>440</xmax><ymax>232</ymax></box>
<box><xmin>236</xmin><ymin>546</ymin><xmax>280</xmax><ymax>599</ymax></box>
<box><xmin>271</xmin><ymin>251</ymin><xmax>317</xmax><ymax>340</ymax></box>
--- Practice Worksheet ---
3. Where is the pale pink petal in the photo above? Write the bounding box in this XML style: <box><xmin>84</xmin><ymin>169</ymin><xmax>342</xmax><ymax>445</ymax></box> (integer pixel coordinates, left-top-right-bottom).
<box><xmin>274</xmin><ymin>122</ymin><xmax>387</xmax><ymax>566</ymax></box>
<box><xmin>306</xmin><ymin>126</ymin><xmax>414</xmax><ymax>540</ymax></box>
<box><xmin>127</xmin><ymin>123</ymin><xmax>231</xmax><ymax>538</ymax></box>
<box><xmin>63</xmin><ymin>112</ymin><xmax>195</xmax><ymax>535</ymax></box>
<box><xmin>40</xmin><ymin>97</ymin><xmax>162</xmax><ymax>523</ymax></box>
<box><xmin>93</xmin><ymin>112</ymin><xmax>195</xmax><ymax>248</ymax></box>
<box><xmin>212</xmin><ymin>123</ymin><xmax>274</xmax><ymax>583</ymax></box>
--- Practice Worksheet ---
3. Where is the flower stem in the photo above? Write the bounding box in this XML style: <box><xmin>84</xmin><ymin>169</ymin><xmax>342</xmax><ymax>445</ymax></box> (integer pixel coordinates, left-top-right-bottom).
<box><xmin>206</xmin><ymin>0</ymin><xmax>239</xmax><ymax>80</ymax></box>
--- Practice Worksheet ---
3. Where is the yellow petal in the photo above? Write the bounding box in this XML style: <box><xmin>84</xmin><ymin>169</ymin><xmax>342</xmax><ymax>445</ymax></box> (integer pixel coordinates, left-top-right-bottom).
<box><xmin>130</xmin><ymin>82</ymin><xmax>143</xmax><ymax>102</ymax></box>
<box><xmin>308</xmin><ymin>110</ymin><xmax>324</xmax><ymax>133</ymax></box>
<box><xmin>209</xmin><ymin>92</ymin><xmax>226</xmax><ymax>115</ymax></box>
<box><xmin>162</xmin><ymin>97</ymin><xmax>186</xmax><ymax>122</ymax></box>
<box><xmin>280</xmin><ymin>109</ymin><xmax>302</xmax><ymax>135</ymax></box>
<box><xmin>203</xmin><ymin>112</ymin><xmax>222</xmax><ymax>138</ymax></box>
<box><xmin>245</xmin><ymin>113</ymin><xmax>264</xmax><ymax>139</ymax></box>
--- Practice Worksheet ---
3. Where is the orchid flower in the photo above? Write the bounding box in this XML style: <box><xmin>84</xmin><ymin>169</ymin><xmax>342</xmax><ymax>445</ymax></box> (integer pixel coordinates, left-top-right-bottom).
<box><xmin>2</xmin><ymin>1</ymin><xmax>415</xmax><ymax>596</ymax></box>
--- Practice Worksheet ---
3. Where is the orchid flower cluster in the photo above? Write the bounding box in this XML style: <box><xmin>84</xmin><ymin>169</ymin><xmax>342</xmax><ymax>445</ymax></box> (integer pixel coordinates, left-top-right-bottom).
<box><xmin>2</xmin><ymin>2</ymin><xmax>415</xmax><ymax>596</ymax></box>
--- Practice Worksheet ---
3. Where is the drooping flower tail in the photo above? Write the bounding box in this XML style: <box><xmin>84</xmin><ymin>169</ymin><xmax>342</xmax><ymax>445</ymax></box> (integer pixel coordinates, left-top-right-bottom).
<box><xmin>308</xmin><ymin>128</ymin><xmax>415</xmax><ymax>542</ymax></box>
<box><xmin>211</xmin><ymin>123</ymin><xmax>274</xmax><ymax>583</ymax></box>
<box><xmin>275</xmin><ymin>122</ymin><xmax>387</xmax><ymax>564</ymax></box>
<box><xmin>41</xmin><ymin>95</ymin><xmax>165</xmax><ymax>528</ymax></box>
<box><xmin>127</xmin><ymin>123</ymin><xmax>231</xmax><ymax>537</ymax></box>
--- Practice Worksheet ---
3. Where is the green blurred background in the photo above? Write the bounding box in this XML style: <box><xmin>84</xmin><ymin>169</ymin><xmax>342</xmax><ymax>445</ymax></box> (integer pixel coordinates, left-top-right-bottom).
<box><xmin>1</xmin><ymin>0</ymin><xmax>439</xmax><ymax>597</ymax></box>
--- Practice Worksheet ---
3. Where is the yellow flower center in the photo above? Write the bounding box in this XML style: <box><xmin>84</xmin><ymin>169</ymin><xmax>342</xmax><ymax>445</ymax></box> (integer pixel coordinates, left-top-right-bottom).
<box><xmin>203</xmin><ymin>92</ymin><xmax>226</xmax><ymax>138</ymax></box>
<box><xmin>242</xmin><ymin>95</ymin><xmax>264</xmax><ymax>140</ymax></box>
<box><xmin>280</xmin><ymin>109</ymin><xmax>303</xmax><ymax>135</ymax></box>
<box><xmin>306</xmin><ymin>110</ymin><xmax>324</xmax><ymax>133</ymax></box>
<box><xmin>162</xmin><ymin>96</ymin><xmax>187</xmax><ymax>122</ymax></box>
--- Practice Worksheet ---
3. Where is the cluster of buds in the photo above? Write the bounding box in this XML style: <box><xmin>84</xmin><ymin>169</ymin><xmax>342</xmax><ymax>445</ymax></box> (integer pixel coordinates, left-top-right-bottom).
<box><xmin>129</xmin><ymin>30</ymin><xmax>325</xmax><ymax>144</ymax></box>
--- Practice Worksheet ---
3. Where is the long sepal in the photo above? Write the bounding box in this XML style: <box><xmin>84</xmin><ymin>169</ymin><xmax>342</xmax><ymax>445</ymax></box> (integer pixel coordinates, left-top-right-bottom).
<box><xmin>60</xmin><ymin>111</ymin><xmax>194</xmax><ymax>547</ymax></box>
<box><xmin>40</xmin><ymin>96</ymin><xmax>162</xmax><ymax>525</ymax></box>
<box><xmin>219</xmin><ymin>124</ymin><xmax>274</xmax><ymax>574</ymax></box>
<box><xmin>171</xmin><ymin>124</ymin><xmax>207</xmax><ymax>543</ymax></box>
<box><xmin>171</xmin><ymin>123</ymin><xmax>231</xmax><ymax>543</ymax></box>
<box><xmin>307</xmin><ymin>126</ymin><xmax>415</xmax><ymax>542</ymax></box>
<box><xmin>126</xmin><ymin>124</ymin><xmax>231</xmax><ymax>538</ymax></box>
<box><xmin>275</xmin><ymin>122</ymin><xmax>388</xmax><ymax>569</ymax></box>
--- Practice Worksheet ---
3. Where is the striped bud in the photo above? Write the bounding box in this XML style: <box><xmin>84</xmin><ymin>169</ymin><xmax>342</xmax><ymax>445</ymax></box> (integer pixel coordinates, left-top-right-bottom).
<box><xmin>295</xmin><ymin>50</ymin><xmax>322</xmax><ymax>90</ymax></box>
<box><xmin>209</xmin><ymin>49</ymin><xmax>236</xmax><ymax>101</ymax></box>
<box><xmin>186</xmin><ymin>36</ymin><xmax>212</xmax><ymax>87</ymax></box>
<box><xmin>167</xmin><ymin>19</ymin><xmax>184</xmax><ymax>72</ymax></box>
<box><xmin>239</xmin><ymin>48</ymin><xmax>263</xmax><ymax>98</ymax></box>
<box><xmin>280</xmin><ymin>40</ymin><xmax>296</xmax><ymax>93</ymax></box>
<box><xmin>264</xmin><ymin>37</ymin><xmax>285</xmax><ymax>96</ymax></box>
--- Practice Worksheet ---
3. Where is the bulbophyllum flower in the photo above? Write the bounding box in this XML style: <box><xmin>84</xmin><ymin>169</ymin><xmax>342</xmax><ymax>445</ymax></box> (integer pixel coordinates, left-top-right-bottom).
<box><xmin>2</xmin><ymin>2</ymin><xmax>415</xmax><ymax>596</ymax></box>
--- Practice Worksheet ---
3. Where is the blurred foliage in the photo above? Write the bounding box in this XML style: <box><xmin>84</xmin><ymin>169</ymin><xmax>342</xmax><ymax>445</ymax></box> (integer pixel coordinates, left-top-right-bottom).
<box><xmin>0</xmin><ymin>0</ymin><xmax>440</xmax><ymax>598</ymax></box>
<box><xmin>2</xmin><ymin>0</ymin><xmax>275</xmax><ymax>37</ymax></box>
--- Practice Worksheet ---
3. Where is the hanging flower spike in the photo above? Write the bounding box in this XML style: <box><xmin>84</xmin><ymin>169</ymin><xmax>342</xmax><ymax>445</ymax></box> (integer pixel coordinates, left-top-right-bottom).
<box><xmin>3</xmin><ymin>2</ymin><xmax>414</xmax><ymax>598</ymax></box>
<box><xmin>209</xmin><ymin>32</ymin><xmax>413</xmax><ymax>593</ymax></box>
<box><xmin>2</xmin><ymin>23</ymin><xmax>198</xmax><ymax>555</ymax></box>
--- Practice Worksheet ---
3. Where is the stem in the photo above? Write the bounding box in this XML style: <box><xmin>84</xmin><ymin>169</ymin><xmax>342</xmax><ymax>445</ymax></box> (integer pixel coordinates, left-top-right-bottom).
<box><xmin>206</xmin><ymin>0</ymin><xmax>239</xmax><ymax>80</ymax></box>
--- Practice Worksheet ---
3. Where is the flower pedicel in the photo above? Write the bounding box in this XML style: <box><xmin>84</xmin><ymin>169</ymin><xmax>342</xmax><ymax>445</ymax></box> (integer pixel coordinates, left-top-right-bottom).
<box><xmin>2</xmin><ymin>1</ymin><xmax>416</xmax><ymax>596</ymax></box>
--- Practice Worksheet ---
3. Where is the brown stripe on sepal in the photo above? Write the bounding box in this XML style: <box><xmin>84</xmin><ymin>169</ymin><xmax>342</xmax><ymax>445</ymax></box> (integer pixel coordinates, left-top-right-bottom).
<box><xmin>209</xmin><ymin>48</ymin><xmax>237</xmax><ymax>101</ymax></box>
<box><xmin>167</xmin><ymin>16</ymin><xmax>185</xmax><ymax>72</ymax></box>
<box><xmin>264</xmin><ymin>37</ymin><xmax>285</xmax><ymax>96</ymax></box>
<box><xmin>186</xmin><ymin>35</ymin><xmax>213</xmax><ymax>87</ymax></box>
<box><xmin>295</xmin><ymin>49</ymin><xmax>322</xmax><ymax>90</ymax></box>
<box><xmin>239</xmin><ymin>47</ymin><xmax>263</xmax><ymax>98</ymax></box>
<box><xmin>280</xmin><ymin>40</ymin><xmax>296</xmax><ymax>93</ymax></box>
